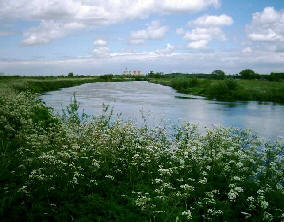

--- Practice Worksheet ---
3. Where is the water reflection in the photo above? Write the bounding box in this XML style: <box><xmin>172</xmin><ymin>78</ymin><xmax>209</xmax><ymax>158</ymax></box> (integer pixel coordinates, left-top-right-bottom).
<box><xmin>41</xmin><ymin>81</ymin><xmax>284</xmax><ymax>139</ymax></box>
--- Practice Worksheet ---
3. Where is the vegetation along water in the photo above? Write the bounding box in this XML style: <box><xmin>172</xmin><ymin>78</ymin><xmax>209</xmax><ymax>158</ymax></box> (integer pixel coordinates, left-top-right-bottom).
<box><xmin>0</xmin><ymin>75</ymin><xmax>283</xmax><ymax>221</ymax></box>
<box><xmin>148</xmin><ymin>72</ymin><xmax>284</xmax><ymax>104</ymax></box>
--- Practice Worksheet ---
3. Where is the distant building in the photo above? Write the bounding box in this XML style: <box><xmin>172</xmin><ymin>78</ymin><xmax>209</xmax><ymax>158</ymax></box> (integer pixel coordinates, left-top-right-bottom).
<box><xmin>123</xmin><ymin>68</ymin><xmax>142</xmax><ymax>76</ymax></box>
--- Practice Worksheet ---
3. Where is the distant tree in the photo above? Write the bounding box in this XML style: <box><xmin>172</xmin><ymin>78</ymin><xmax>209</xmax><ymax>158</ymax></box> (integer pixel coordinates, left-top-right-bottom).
<box><xmin>99</xmin><ymin>74</ymin><xmax>113</xmax><ymax>81</ymax></box>
<box><xmin>68</xmin><ymin>72</ymin><xmax>74</xmax><ymax>77</ymax></box>
<box><xmin>212</xmin><ymin>70</ymin><xmax>226</xmax><ymax>80</ymax></box>
<box><xmin>270</xmin><ymin>72</ymin><xmax>284</xmax><ymax>81</ymax></box>
<box><xmin>239</xmin><ymin>69</ymin><xmax>260</xmax><ymax>79</ymax></box>
<box><xmin>148</xmin><ymin>71</ymin><xmax>164</xmax><ymax>78</ymax></box>
<box><xmin>148</xmin><ymin>71</ymin><xmax>155</xmax><ymax>76</ymax></box>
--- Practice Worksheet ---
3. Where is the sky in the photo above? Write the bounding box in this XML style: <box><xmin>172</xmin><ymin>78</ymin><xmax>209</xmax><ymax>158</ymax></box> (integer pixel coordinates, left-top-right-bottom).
<box><xmin>0</xmin><ymin>0</ymin><xmax>284</xmax><ymax>75</ymax></box>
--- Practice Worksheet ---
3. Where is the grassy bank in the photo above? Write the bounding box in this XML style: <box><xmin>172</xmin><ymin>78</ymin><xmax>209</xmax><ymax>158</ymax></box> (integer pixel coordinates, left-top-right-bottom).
<box><xmin>0</xmin><ymin>75</ymin><xmax>129</xmax><ymax>95</ymax></box>
<box><xmin>0</xmin><ymin>77</ymin><xmax>283</xmax><ymax>221</ymax></box>
<box><xmin>149</xmin><ymin>77</ymin><xmax>284</xmax><ymax>103</ymax></box>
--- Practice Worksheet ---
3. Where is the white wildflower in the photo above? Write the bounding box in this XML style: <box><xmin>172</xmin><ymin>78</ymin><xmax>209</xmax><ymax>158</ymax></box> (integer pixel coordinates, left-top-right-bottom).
<box><xmin>261</xmin><ymin>201</ymin><xmax>269</xmax><ymax>209</ymax></box>
<box><xmin>181</xmin><ymin>210</ymin><xmax>192</xmax><ymax>220</ymax></box>
<box><xmin>105</xmin><ymin>175</ymin><xmax>114</xmax><ymax>180</ymax></box>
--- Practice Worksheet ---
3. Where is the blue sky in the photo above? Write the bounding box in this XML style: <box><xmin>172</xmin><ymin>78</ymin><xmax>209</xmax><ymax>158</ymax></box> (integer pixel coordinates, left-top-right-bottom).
<box><xmin>0</xmin><ymin>0</ymin><xmax>284</xmax><ymax>75</ymax></box>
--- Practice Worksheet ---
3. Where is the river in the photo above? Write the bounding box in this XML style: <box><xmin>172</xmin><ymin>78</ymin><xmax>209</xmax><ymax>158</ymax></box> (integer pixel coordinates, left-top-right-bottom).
<box><xmin>41</xmin><ymin>81</ymin><xmax>284</xmax><ymax>139</ymax></box>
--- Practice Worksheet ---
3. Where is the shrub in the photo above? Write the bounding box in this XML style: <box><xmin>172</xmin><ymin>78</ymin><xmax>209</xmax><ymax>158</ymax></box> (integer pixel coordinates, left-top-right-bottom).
<box><xmin>171</xmin><ymin>77</ymin><xmax>200</xmax><ymax>91</ymax></box>
<box><xmin>225</xmin><ymin>78</ymin><xmax>239</xmax><ymax>90</ymax></box>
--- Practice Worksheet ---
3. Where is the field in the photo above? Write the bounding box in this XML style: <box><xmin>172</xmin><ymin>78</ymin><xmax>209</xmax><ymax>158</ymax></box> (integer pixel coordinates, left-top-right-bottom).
<box><xmin>0</xmin><ymin>76</ymin><xmax>283</xmax><ymax>221</ymax></box>
<box><xmin>149</xmin><ymin>77</ymin><xmax>284</xmax><ymax>103</ymax></box>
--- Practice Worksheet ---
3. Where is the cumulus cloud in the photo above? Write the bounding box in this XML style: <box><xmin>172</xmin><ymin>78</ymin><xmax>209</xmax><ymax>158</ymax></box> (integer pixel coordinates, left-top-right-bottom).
<box><xmin>184</xmin><ymin>27</ymin><xmax>226</xmax><ymax>48</ymax></box>
<box><xmin>0</xmin><ymin>0</ymin><xmax>220</xmax><ymax>44</ymax></box>
<box><xmin>94</xmin><ymin>39</ymin><xmax>107</xmax><ymax>46</ymax></box>
<box><xmin>182</xmin><ymin>14</ymin><xmax>233</xmax><ymax>49</ymax></box>
<box><xmin>129</xmin><ymin>21</ymin><xmax>169</xmax><ymax>45</ymax></box>
<box><xmin>0</xmin><ymin>0</ymin><xmax>220</xmax><ymax>21</ymax></box>
<box><xmin>187</xmin><ymin>40</ymin><xmax>208</xmax><ymax>49</ymax></box>
<box><xmin>184</xmin><ymin>27</ymin><xmax>226</xmax><ymax>41</ymax></box>
<box><xmin>188</xmin><ymin>14</ymin><xmax>233</xmax><ymax>27</ymax></box>
<box><xmin>22</xmin><ymin>21</ymin><xmax>85</xmax><ymax>45</ymax></box>
<box><xmin>247</xmin><ymin>7</ymin><xmax>284</xmax><ymax>42</ymax></box>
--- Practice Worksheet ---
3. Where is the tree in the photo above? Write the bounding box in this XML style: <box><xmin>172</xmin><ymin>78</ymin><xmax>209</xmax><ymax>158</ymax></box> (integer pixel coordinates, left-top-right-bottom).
<box><xmin>68</xmin><ymin>72</ymin><xmax>74</xmax><ymax>77</ymax></box>
<box><xmin>239</xmin><ymin>69</ymin><xmax>259</xmax><ymax>79</ymax></box>
<box><xmin>212</xmin><ymin>70</ymin><xmax>226</xmax><ymax>80</ymax></box>
<box><xmin>148</xmin><ymin>71</ymin><xmax>155</xmax><ymax>76</ymax></box>
<box><xmin>147</xmin><ymin>71</ymin><xmax>164</xmax><ymax>78</ymax></box>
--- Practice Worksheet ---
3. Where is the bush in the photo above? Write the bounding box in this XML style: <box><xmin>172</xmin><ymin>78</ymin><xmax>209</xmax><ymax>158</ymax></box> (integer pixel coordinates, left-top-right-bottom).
<box><xmin>207</xmin><ymin>79</ymin><xmax>239</xmax><ymax>100</ymax></box>
<box><xmin>171</xmin><ymin>77</ymin><xmax>200</xmax><ymax>91</ymax></box>
<box><xmin>225</xmin><ymin>78</ymin><xmax>239</xmax><ymax>90</ymax></box>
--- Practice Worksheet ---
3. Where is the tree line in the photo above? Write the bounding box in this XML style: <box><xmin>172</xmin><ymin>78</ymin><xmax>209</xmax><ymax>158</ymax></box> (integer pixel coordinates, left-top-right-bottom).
<box><xmin>147</xmin><ymin>69</ymin><xmax>284</xmax><ymax>81</ymax></box>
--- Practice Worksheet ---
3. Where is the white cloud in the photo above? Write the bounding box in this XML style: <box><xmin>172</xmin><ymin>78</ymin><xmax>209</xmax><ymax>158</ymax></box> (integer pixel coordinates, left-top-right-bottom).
<box><xmin>248</xmin><ymin>30</ymin><xmax>281</xmax><ymax>42</ymax></box>
<box><xmin>0</xmin><ymin>0</ymin><xmax>220</xmax><ymax>21</ymax></box>
<box><xmin>92</xmin><ymin>47</ymin><xmax>110</xmax><ymax>57</ymax></box>
<box><xmin>188</xmin><ymin>14</ymin><xmax>233</xmax><ymax>27</ymax></box>
<box><xmin>182</xmin><ymin>14</ymin><xmax>233</xmax><ymax>49</ymax></box>
<box><xmin>155</xmin><ymin>43</ymin><xmax>175</xmax><ymax>55</ymax></box>
<box><xmin>94</xmin><ymin>39</ymin><xmax>107</xmax><ymax>46</ymax></box>
<box><xmin>129</xmin><ymin>21</ymin><xmax>168</xmax><ymax>45</ymax></box>
<box><xmin>159</xmin><ymin>0</ymin><xmax>219</xmax><ymax>13</ymax></box>
<box><xmin>187</xmin><ymin>40</ymin><xmax>208</xmax><ymax>49</ymax></box>
<box><xmin>247</xmin><ymin>7</ymin><xmax>284</xmax><ymax>42</ymax></box>
<box><xmin>2</xmin><ymin>48</ymin><xmax>284</xmax><ymax>75</ymax></box>
<box><xmin>184</xmin><ymin>27</ymin><xmax>226</xmax><ymax>41</ymax></box>
<box><xmin>242</xmin><ymin>47</ymin><xmax>252</xmax><ymax>53</ymax></box>
<box><xmin>0</xmin><ymin>0</ymin><xmax>220</xmax><ymax>44</ymax></box>
<box><xmin>22</xmin><ymin>21</ymin><xmax>85</xmax><ymax>45</ymax></box>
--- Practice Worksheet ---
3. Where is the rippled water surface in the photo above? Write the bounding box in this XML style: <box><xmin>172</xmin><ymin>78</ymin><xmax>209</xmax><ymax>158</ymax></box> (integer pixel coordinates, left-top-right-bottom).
<box><xmin>41</xmin><ymin>81</ymin><xmax>284</xmax><ymax>139</ymax></box>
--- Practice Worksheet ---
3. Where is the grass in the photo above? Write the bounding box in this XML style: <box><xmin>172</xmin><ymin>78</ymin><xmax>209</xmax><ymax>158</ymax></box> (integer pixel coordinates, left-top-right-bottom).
<box><xmin>0</xmin><ymin>76</ymin><xmax>283</xmax><ymax>221</ymax></box>
<box><xmin>0</xmin><ymin>75</ymin><xmax>130</xmax><ymax>95</ymax></box>
<box><xmin>149</xmin><ymin>77</ymin><xmax>284</xmax><ymax>103</ymax></box>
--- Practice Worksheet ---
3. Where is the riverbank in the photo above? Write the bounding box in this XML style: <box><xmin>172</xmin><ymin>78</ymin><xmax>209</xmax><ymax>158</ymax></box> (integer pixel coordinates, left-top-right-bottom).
<box><xmin>149</xmin><ymin>77</ymin><xmax>284</xmax><ymax>104</ymax></box>
<box><xmin>0</xmin><ymin>75</ymin><xmax>130</xmax><ymax>94</ymax></box>
<box><xmin>0</xmin><ymin>77</ymin><xmax>283</xmax><ymax>221</ymax></box>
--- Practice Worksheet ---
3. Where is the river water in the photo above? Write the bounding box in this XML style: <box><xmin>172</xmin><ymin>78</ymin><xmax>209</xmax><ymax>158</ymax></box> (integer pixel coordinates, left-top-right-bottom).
<box><xmin>41</xmin><ymin>81</ymin><xmax>284</xmax><ymax>139</ymax></box>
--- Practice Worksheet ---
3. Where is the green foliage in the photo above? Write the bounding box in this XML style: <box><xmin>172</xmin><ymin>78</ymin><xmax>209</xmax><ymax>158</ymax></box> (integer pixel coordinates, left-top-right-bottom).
<box><xmin>68</xmin><ymin>72</ymin><xmax>74</xmax><ymax>77</ymax></box>
<box><xmin>239</xmin><ymin>69</ymin><xmax>260</xmax><ymax>79</ymax></box>
<box><xmin>212</xmin><ymin>70</ymin><xmax>226</xmax><ymax>80</ymax></box>
<box><xmin>0</xmin><ymin>91</ymin><xmax>283</xmax><ymax>221</ymax></box>
<box><xmin>147</xmin><ymin>71</ymin><xmax>165</xmax><ymax>78</ymax></box>
<box><xmin>150</xmin><ymin>77</ymin><xmax>284</xmax><ymax>103</ymax></box>
<box><xmin>171</xmin><ymin>77</ymin><xmax>200</xmax><ymax>92</ymax></box>
<box><xmin>99</xmin><ymin>74</ymin><xmax>113</xmax><ymax>81</ymax></box>
<box><xmin>269</xmin><ymin>72</ymin><xmax>284</xmax><ymax>81</ymax></box>
<box><xmin>207</xmin><ymin>79</ymin><xmax>240</xmax><ymax>100</ymax></box>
